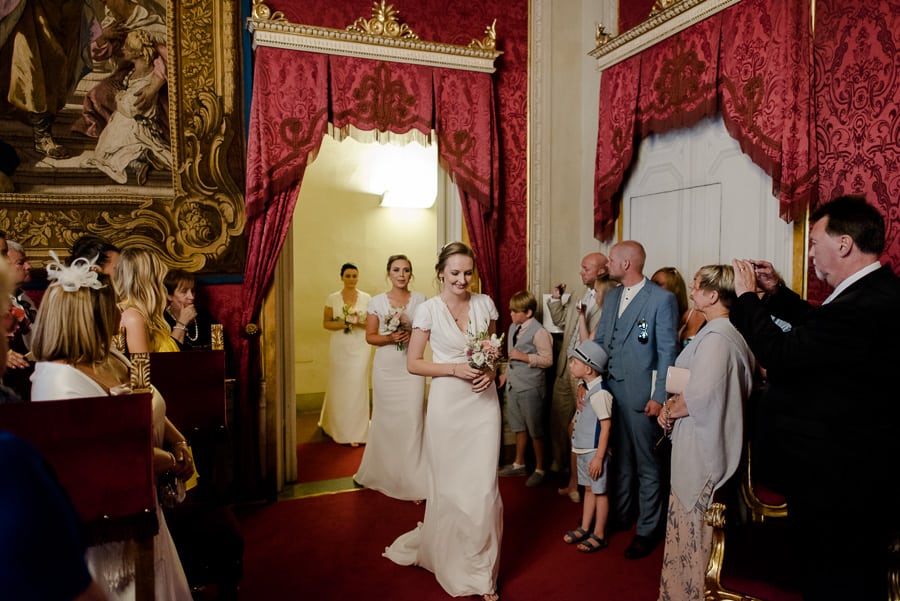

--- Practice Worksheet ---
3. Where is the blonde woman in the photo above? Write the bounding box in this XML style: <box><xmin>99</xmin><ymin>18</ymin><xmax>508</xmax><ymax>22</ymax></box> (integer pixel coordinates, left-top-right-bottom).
<box><xmin>30</xmin><ymin>253</ymin><xmax>193</xmax><ymax>600</ymax></box>
<box><xmin>656</xmin><ymin>265</ymin><xmax>756</xmax><ymax>600</ymax></box>
<box><xmin>114</xmin><ymin>247</ymin><xmax>179</xmax><ymax>353</ymax></box>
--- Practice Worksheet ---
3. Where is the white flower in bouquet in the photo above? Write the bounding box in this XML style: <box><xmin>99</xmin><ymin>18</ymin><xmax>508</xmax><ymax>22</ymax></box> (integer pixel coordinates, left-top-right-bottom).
<box><xmin>465</xmin><ymin>330</ymin><xmax>504</xmax><ymax>371</ymax></box>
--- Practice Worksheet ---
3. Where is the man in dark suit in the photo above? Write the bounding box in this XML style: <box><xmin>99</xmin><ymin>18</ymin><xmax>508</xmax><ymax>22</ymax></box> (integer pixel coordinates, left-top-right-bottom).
<box><xmin>731</xmin><ymin>195</ymin><xmax>900</xmax><ymax>601</ymax></box>
<box><xmin>594</xmin><ymin>241</ymin><xmax>678</xmax><ymax>558</ymax></box>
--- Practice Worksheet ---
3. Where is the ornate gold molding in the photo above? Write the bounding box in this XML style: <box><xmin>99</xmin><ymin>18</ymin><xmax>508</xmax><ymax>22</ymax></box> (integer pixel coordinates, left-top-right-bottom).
<box><xmin>589</xmin><ymin>0</ymin><xmax>742</xmax><ymax>71</ymax></box>
<box><xmin>0</xmin><ymin>1</ymin><xmax>245</xmax><ymax>273</ymax></box>
<box><xmin>248</xmin><ymin>1</ymin><xmax>503</xmax><ymax>73</ymax></box>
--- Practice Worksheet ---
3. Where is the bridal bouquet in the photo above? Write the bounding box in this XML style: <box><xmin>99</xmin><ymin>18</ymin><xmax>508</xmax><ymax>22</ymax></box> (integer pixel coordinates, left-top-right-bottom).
<box><xmin>341</xmin><ymin>304</ymin><xmax>364</xmax><ymax>334</ymax></box>
<box><xmin>384</xmin><ymin>306</ymin><xmax>411</xmax><ymax>350</ymax></box>
<box><xmin>465</xmin><ymin>329</ymin><xmax>505</xmax><ymax>371</ymax></box>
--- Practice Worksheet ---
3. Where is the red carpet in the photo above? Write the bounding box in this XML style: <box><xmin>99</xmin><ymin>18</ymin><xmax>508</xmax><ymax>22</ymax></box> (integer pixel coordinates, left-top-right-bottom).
<box><xmin>295</xmin><ymin>441</ymin><xmax>364</xmax><ymax>483</ymax></box>
<box><xmin>235</xmin><ymin>476</ymin><xmax>804</xmax><ymax>600</ymax></box>
<box><xmin>236</xmin><ymin>479</ymin><xmax>666</xmax><ymax>600</ymax></box>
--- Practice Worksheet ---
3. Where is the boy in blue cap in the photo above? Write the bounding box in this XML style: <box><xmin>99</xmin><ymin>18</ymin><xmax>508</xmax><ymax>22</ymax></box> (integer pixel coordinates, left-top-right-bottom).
<box><xmin>561</xmin><ymin>340</ymin><xmax>613</xmax><ymax>553</ymax></box>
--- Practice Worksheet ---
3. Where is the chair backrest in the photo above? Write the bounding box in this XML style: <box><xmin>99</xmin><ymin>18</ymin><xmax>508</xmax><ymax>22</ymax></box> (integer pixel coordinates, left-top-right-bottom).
<box><xmin>0</xmin><ymin>393</ymin><xmax>157</xmax><ymax>544</ymax></box>
<box><xmin>150</xmin><ymin>350</ymin><xmax>227</xmax><ymax>433</ymax></box>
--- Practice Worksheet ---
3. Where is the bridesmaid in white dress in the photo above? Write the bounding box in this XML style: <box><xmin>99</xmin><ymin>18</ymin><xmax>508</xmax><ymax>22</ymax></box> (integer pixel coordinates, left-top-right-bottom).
<box><xmin>29</xmin><ymin>254</ymin><xmax>193</xmax><ymax>601</ymax></box>
<box><xmin>384</xmin><ymin>242</ymin><xmax>502</xmax><ymax>601</ymax></box>
<box><xmin>355</xmin><ymin>254</ymin><xmax>428</xmax><ymax>500</ymax></box>
<box><xmin>320</xmin><ymin>262</ymin><xmax>372</xmax><ymax>445</ymax></box>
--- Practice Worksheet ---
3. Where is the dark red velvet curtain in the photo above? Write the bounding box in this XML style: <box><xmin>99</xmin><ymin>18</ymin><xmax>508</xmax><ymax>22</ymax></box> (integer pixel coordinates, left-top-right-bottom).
<box><xmin>241</xmin><ymin>47</ymin><xmax>329</xmax><ymax>487</ymax></box>
<box><xmin>594</xmin><ymin>0</ymin><xmax>816</xmax><ymax>240</ymax></box>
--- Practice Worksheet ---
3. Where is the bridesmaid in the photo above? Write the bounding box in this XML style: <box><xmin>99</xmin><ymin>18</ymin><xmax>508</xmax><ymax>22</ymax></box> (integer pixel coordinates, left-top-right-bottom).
<box><xmin>354</xmin><ymin>254</ymin><xmax>428</xmax><ymax>501</ymax></box>
<box><xmin>320</xmin><ymin>262</ymin><xmax>371</xmax><ymax>446</ymax></box>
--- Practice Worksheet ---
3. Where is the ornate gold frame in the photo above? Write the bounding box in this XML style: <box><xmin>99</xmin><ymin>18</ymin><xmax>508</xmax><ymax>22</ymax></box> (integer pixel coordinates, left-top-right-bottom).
<box><xmin>589</xmin><ymin>0</ymin><xmax>742</xmax><ymax>71</ymax></box>
<box><xmin>247</xmin><ymin>0</ymin><xmax>502</xmax><ymax>73</ymax></box>
<box><xmin>0</xmin><ymin>1</ymin><xmax>245</xmax><ymax>272</ymax></box>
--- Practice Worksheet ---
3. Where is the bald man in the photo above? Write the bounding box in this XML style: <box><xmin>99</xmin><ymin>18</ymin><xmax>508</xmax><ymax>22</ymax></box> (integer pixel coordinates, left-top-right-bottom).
<box><xmin>594</xmin><ymin>241</ymin><xmax>678</xmax><ymax>558</ymax></box>
<box><xmin>547</xmin><ymin>252</ymin><xmax>609</xmax><ymax>498</ymax></box>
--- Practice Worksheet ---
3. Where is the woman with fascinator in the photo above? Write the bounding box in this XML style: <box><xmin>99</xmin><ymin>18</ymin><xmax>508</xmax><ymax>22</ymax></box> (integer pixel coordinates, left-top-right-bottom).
<box><xmin>30</xmin><ymin>252</ymin><xmax>193</xmax><ymax>600</ymax></box>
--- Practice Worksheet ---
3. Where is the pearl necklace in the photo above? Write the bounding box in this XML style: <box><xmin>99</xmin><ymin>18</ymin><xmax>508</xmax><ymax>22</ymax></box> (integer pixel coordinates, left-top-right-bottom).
<box><xmin>167</xmin><ymin>306</ymin><xmax>199</xmax><ymax>342</ymax></box>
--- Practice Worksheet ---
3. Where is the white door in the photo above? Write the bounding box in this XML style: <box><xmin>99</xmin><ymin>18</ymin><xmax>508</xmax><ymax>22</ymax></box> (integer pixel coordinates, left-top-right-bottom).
<box><xmin>622</xmin><ymin>115</ymin><xmax>794</xmax><ymax>282</ymax></box>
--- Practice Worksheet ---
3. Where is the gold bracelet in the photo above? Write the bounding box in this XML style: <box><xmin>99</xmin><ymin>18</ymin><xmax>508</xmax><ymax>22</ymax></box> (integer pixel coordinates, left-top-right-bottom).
<box><xmin>174</xmin><ymin>440</ymin><xmax>188</xmax><ymax>447</ymax></box>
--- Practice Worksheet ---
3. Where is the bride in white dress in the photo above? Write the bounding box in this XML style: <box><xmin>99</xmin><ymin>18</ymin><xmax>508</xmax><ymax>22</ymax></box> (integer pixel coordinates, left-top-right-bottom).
<box><xmin>355</xmin><ymin>254</ymin><xmax>428</xmax><ymax>500</ymax></box>
<box><xmin>384</xmin><ymin>242</ymin><xmax>502</xmax><ymax>601</ymax></box>
<box><xmin>29</xmin><ymin>254</ymin><xmax>193</xmax><ymax>601</ymax></box>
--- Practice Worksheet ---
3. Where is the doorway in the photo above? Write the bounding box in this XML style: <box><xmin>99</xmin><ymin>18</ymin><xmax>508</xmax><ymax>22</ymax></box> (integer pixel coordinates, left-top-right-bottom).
<box><xmin>264</xmin><ymin>133</ymin><xmax>463</xmax><ymax>489</ymax></box>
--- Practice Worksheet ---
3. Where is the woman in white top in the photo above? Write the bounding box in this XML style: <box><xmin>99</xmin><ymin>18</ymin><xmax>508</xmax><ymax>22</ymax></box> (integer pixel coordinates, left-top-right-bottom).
<box><xmin>320</xmin><ymin>262</ymin><xmax>372</xmax><ymax>445</ymax></box>
<box><xmin>355</xmin><ymin>254</ymin><xmax>427</xmax><ymax>501</ymax></box>
<box><xmin>30</xmin><ymin>253</ymin><xmax>193</xmax><ymax>601</ymax></box>
<box><xmin>384</xmin><ymin>242</ymin><xmax>502</xmax><ymax>601</ymax></box>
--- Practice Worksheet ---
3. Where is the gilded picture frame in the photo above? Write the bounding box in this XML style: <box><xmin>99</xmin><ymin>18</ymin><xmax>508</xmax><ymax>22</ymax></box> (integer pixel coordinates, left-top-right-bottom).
<box><xmin>0</xmin><ymin>0</ymin><xmax>245</xmax><ymax>273</ymax></box>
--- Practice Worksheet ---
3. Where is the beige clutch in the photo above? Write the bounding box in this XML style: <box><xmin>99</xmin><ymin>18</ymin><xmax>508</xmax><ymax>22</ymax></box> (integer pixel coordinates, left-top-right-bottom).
<box><xmin>665</xmin><ymin>366</ymin><xmax>691</xmax><ymax>394</ymax></box>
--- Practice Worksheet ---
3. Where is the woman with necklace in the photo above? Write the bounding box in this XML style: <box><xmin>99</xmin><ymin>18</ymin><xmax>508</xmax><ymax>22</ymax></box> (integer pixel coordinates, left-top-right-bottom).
<box><xmin>164</xmin><ymin>269</ymin><xmax>216</xmax><ymax>351</ymax></box>
<box><xmin>320</xmin><ymin>262</ymin><xmax>371</xmax><ymax>446</ymax></box>
<box><xmin>355</xmin><ymin>255</ymin><xmax>427</xmax><ymax>501</ymax></box>
<box><xmin>656</xmin><ymin>265</ymin><xmax>756</xmax><ymax>601</ymax></box>
<box><xmin>384</xmin><ymin>242</ymin><xmax>502</xmax><ymax>601</ymax></box>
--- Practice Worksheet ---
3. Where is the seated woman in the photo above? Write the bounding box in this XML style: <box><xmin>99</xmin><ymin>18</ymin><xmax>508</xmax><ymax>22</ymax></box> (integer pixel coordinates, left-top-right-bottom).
<box><xmin>163</xmin><ymin>269</ymin><xmax>217</xmax><ymax>351</ymax></box>
<box><xmin>114</xmin><ymin>247</ymin><xmax>179</xmax><ymax>354</ymax></box>
<box><xmin>29</xmin><ymin>252</ymin><xmax>193</xmax><ymax>600</ymax></box>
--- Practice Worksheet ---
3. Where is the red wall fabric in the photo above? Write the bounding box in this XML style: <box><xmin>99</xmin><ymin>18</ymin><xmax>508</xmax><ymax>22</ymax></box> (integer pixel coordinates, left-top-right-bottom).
<box><xmin>811</xmin><ymin>0</ymin><xmax>900</xmax><ymax>302</ymax></box>
<box><xmin>265</xmin><ymin>0</ymin><xmax>529</xmax><ymax>314</ymax></box>
<box><xmin>619</xmin><ymin>1</ymin><xmax>657</xmax><ymax>34</ymax></box>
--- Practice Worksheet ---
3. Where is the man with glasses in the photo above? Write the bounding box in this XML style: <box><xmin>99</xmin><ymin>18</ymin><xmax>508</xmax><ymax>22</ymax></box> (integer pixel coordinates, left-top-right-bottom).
<box><xmin>731</xmin><ymin>195</ymin><xmax>900</xmax><ymax>601</ymax></box>
<box><xmin>594</xmin><ymin>240</ymin><xmax>679</xmax><ymax>558</ymax></box>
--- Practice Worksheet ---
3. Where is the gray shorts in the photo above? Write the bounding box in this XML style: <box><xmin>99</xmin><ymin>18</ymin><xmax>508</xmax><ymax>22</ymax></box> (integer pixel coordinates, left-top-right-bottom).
<box><xmin>505</xmin><ymin>386</ymin><xmax>545</xmax><ymax>437</ymax></box>
<box><xmin>576</xmin><ymin>451</ymin><xmax>610</xmax><ymax>494</ymax></box>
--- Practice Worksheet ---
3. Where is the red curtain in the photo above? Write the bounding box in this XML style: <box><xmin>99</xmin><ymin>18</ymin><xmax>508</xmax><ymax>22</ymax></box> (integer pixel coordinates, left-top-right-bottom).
<box><xmin>241</xmin><ymin>47</ymin><xmax>329</xmax><ymax>487</ymax></box>
<box><xmin>594</xmin><ymin>0</ymin><xmax>816</xmax><ymax>240</ymax></box>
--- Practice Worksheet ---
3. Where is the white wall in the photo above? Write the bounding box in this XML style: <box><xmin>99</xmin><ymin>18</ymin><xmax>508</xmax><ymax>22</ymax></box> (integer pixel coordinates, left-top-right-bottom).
<box><xmin>291</xmin><ymin>136</ymin><xmax>439</xmax><ymax>409</ymax></box>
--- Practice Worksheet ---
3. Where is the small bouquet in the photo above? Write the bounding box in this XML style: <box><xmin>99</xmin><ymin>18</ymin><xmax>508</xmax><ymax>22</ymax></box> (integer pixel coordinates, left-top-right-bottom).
<box><xmin>383</xmin><ymin>306</ymin><xmax>411</xmax><ymax>350</ymax></box>
<box><xmin>465</xmin><ymin>329</ymin><xmax>505</xmax><ymax>371</ymax></box>
<box><xmin>341</xmin><ymin>304</ymin><xmax>363</xmax><ymax>334</ymax></box>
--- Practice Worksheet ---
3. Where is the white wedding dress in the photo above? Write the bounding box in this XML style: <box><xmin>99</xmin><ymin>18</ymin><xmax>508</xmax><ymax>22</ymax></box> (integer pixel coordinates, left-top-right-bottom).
<box><xmin>319</xmin><ymin>290</ymin><xmax>372</xmax><ymax>444</ymax></box>
<box><xmin>31</xmin><ymin>353</ymin><xmax>192</xmax><ymax>601</ymax></box>
<box><xmin>354</xmin><ymin>292</ymin><xmax>429</xmax><ymax>500</ymax></box>
<box><xmin>384</xmin><ymin>293</ymin><xmax>503</xmax><ymax>597</ymax></box>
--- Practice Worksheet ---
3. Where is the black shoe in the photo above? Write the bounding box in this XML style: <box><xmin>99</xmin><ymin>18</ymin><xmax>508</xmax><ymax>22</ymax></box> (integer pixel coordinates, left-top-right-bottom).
<box><xmin>623</xmin><ymin>534</ymin><xmax>657</xmax><ymax>559</ymax></box>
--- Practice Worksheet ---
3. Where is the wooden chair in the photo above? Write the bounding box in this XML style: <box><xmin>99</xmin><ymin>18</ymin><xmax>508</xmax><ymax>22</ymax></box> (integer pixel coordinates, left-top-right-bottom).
<box><xmin>705</xmin><ymin>441</ymin><xmax>798</xmax><ymax>601</ymax></box>
<box><xmin>0</xmin><ymin>392</ymin><xmax>157</xmax><ymax>601</ymax></box>
<box><xmin>149</xmin><ymin>349</ymin><xmax>243</xmax><ymax>599</ymax></box>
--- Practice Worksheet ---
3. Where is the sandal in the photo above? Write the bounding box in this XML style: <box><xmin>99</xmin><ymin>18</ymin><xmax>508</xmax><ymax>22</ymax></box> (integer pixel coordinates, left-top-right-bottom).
<box><xmin>577</xmin><ymin>533</ymin><xmax>608</xmax><ymax>553</ymax></box>
<box><xmin>563</xmin><ymin>526</ymin><xmax>590</xmax><ymax>545</ymax></box>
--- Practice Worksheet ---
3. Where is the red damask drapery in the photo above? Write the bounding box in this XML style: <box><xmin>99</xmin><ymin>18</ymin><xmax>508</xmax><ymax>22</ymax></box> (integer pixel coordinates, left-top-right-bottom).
<box><xmin>594</xmin><ymin>0</ymin><xmax>816</xmax><ymax>240</ymax></box>
<box><xmin>240</xmin><ymin>47</ymin><xmax>501</xmax><ymax>479</ymax></box>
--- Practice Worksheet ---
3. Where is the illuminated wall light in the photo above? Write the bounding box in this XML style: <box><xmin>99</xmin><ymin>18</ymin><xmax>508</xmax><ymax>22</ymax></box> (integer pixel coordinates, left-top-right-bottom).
<box><xmin>380</xmin><ymin>189</ymin><xmax>436</xmax><ymax>208</ymax></box>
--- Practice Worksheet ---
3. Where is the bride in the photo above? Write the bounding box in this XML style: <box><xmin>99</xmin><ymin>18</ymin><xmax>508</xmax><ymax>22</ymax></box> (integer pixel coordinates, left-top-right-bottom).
<box><xmin>384</xmin><ymin>242</ymin><xmax>502</xmax><ymax>601</ymax></box>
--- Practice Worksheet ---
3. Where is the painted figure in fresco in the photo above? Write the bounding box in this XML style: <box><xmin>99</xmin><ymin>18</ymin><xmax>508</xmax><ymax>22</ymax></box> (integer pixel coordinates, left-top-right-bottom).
<box><xmin>73</xmin><ymin>0</ymin><xmax>168</xmax><ymax>143</ymax></box>
<box><xmin>84</xmin><ymin>29</ymin><xmax>171</xmax><ymax>185</ymax></box>
<box><xmin>0</xmin><ymin>1</ymin><xmax>91</xmax><ymax>159</ymax></box>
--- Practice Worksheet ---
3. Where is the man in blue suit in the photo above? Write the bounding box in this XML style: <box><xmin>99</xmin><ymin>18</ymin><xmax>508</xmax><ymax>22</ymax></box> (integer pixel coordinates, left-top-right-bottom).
<box><xmin>594</xmin><ymin>240</ymin><xmax>678</xmax><ymax>558</ymax></box>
